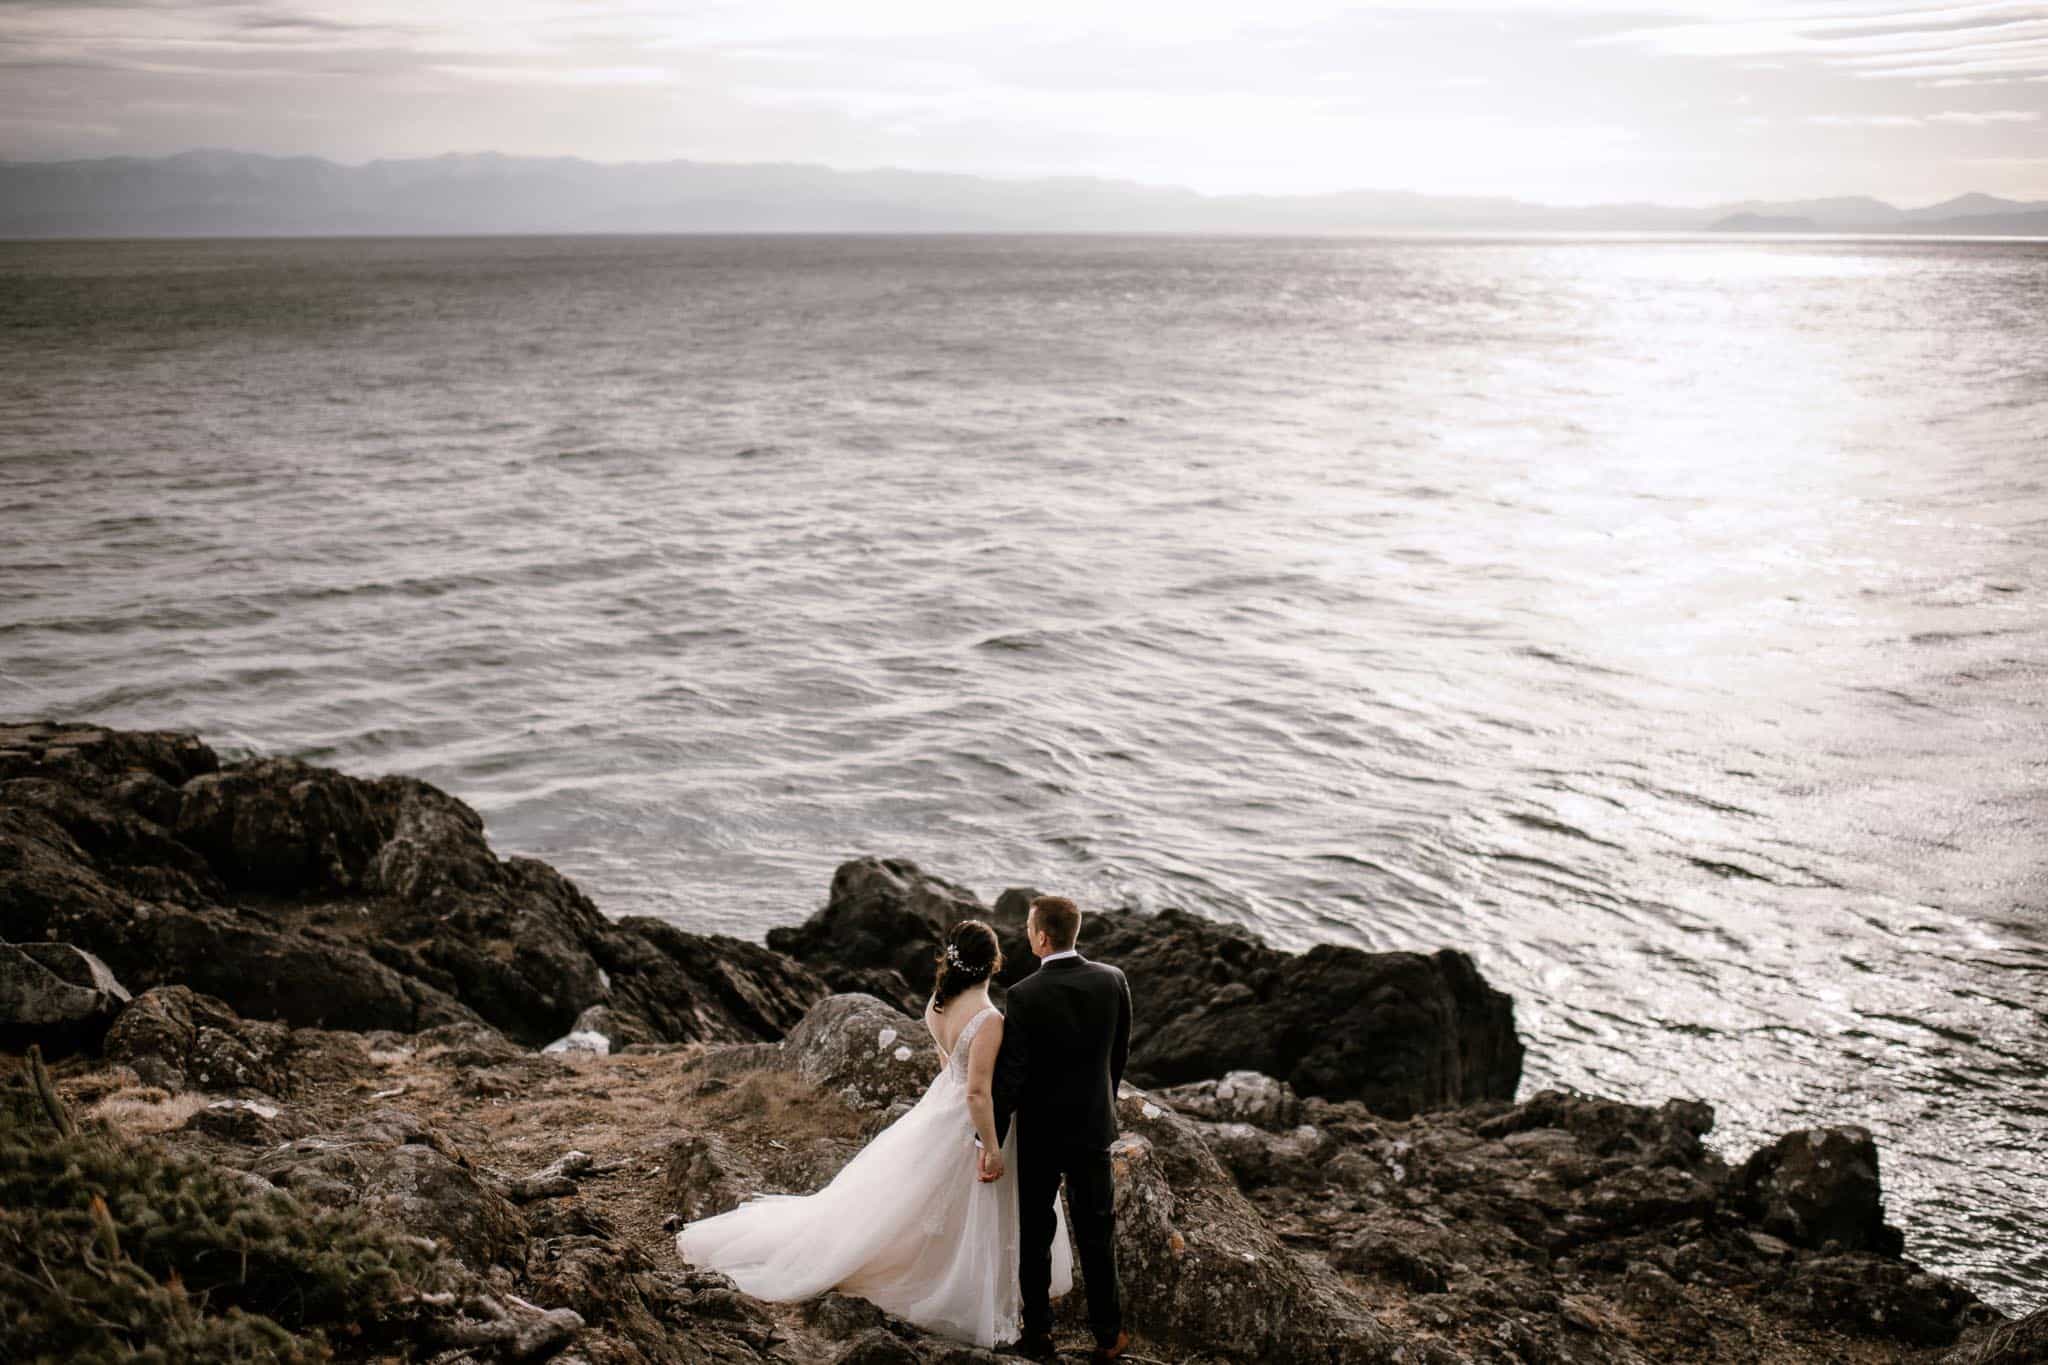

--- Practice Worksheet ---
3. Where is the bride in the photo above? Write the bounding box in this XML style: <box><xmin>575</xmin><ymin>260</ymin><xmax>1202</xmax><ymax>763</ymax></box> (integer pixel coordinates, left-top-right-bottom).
<box><xmin>674</xmin><ymin>919</ymin><xmax>1074</xmax><ymax>1347</ymax></box>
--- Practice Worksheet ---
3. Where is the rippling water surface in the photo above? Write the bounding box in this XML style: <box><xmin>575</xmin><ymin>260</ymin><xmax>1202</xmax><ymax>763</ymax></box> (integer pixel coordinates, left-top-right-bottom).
<box><xmin>2</xmin><ymin>234</ymin><xmax>2044</xmax><ymax>1309</ymax></box>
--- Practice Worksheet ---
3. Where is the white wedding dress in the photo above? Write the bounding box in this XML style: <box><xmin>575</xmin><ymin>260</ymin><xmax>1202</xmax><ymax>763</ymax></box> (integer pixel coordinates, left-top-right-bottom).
<box><xmin>674</xmin><ymin>1004</ymin><xmax>1074</xmax><ymax>1347</ymax></box>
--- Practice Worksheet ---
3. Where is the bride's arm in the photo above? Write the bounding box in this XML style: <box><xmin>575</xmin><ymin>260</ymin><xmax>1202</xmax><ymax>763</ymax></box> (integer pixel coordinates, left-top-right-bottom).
<box><xmin>963</xmin><ymin>1015</ymin><xmax>1005</xmax><ymax>1164</ymax></box>
<box><xmin>923</xmin><ymin>997</ymin><xmax>949</xmax><ymax>1070</ymax></box>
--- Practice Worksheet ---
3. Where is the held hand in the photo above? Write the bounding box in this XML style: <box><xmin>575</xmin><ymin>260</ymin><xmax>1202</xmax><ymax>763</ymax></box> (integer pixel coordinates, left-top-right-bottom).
<box><xmin>976</xmin><ymin>1146</ymin><xmax>1005</xmax><ymax>1183</ymax></box>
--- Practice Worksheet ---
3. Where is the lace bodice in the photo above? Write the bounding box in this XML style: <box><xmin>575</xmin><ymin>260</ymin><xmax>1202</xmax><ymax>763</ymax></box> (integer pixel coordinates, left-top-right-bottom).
<box><xmin>940</xmin><ymin>1004</ymin><xmax>1000</xmax><ymax>1080</ymax></box>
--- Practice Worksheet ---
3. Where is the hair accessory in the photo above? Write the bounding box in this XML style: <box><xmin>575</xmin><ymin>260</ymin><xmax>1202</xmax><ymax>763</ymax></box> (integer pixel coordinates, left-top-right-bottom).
<box><xmin>944</xmin><ymin>942</ymin><xmax>964</xmax><ymax>967</ymax></box>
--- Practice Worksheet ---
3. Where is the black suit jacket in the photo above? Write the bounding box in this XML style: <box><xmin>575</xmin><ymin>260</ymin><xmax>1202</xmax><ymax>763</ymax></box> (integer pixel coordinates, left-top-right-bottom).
<box><xmin>992</xmin><ymin>954</ymin><xmax>1132</xmax><ymax>1150</ymax></box>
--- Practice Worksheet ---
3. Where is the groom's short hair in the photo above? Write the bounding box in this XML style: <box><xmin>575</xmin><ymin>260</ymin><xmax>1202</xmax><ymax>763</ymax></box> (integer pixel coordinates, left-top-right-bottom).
<box><xmin>1029</xmin><ymin>895</ymin><xmax>1081</xmax><ymax>951</ymax></box>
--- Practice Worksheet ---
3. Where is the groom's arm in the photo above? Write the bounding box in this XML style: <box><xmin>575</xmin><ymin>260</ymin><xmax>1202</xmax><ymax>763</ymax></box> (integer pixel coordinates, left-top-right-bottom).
<box><xmin>1110</xmin><ymin>968</ymin><xmax>1132</xmax><ymax>1097</ymax></box>
<box><xmin>991</xmin><ymin>993</ymin><xmax>1030</xmax><ymax>1145</ymax></box>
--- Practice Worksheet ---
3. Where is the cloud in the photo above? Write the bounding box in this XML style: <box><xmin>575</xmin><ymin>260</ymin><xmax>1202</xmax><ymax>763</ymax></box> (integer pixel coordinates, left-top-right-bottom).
<box><xmin>1809</xmin><ymin>112</ymin><xmax>1926</xmax><ymax>125</ymax></box>
<box><xmin>429</xmin><ymin>63</ymin><xmax>674</xmax><ymax>86</ymax></box>
<box><xmin>1804</xmin><ymin>106</ymin><xmax>2041</xmax><ymax>127</ymax></box>
<box><xmin>1590</xmin><ymin>1</ymin><xmax>2048</xmax><ymax>84</ymax></box>
<box><xmin>1927</xmin><ymin>105</ymin><xmax>2042</xmax><ymax>119</ymax></box>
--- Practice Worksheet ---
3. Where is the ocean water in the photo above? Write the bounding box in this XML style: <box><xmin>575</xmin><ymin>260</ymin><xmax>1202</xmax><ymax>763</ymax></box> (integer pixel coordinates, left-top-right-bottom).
<box><xmin>1</xmin><ymin>234</ymin><xmax>2043</xmax><ymax>1311</ymax></box>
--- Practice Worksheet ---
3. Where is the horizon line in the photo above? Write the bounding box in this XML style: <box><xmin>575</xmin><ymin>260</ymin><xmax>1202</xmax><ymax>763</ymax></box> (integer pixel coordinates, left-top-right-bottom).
<box><xmin>6</xmin><ymin>146</ymin><xmax>2043</xmax><ymax>218</ymax></box>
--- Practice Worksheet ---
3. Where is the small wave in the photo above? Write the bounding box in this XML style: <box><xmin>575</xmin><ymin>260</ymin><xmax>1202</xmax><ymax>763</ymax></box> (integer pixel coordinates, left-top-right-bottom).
<box><xmin>1504</xmin><ymin>811</ymin><xmax>1623</xmax><ymax>849</ymax></box>
<box><xmin>975</xmin><ymin>630</ymin><xmax>1052</xmax><ymax>652</ymax></box>
<box><xmin>1685</xmin><ymin>855</ymin><xmax>1774</xmax><ymax>883</ymax></box>
<box><xmin>1512</xmin><ymin>645</ymin><xmax>1631</xmax><ymax>678</ymax></box>
<box><xmin>1908</xmin><ymin>627</ymin><xmax>2028</xmax><ymax>645</ymax></box>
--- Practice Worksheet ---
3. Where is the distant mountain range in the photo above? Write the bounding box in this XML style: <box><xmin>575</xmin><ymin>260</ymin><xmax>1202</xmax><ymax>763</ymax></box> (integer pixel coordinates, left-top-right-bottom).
<box><xmin>3</xmin><ymin>150</ymin><xmax>2046</xmax><ymax>238</ymax></box>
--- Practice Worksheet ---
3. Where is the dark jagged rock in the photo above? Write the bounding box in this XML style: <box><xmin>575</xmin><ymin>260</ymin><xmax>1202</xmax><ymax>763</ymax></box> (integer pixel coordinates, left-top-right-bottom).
<box><xmin>605</xmin><ymin>914</ymin><xmax>830</xmax><ymax>1047</ymax></box>
<box><xmin>1103</xmin><ymin>1086</ymin><xmax>1394</xmax><ymax>1362</ymax></box>
<box><xmin>0</xmin><ymin>940</ymin><xmax>130</xmax><ymax>1053</ymax></box>
<box><xmin>103</xmin><ymin>985</ymin><xmax>290</xmax><ymax>1093</ymax></box>
<box><xmin>1088</xmin><ymin>907</ymin><xmax>1522</xmax><ymax>1115</ymax></box>
<box><xmin>249</xmin><ymin>1108</ymin><xmax>528</xmax><ymax>1271</ymax></box>
<box><xmin>664</xmin><ymin>1131</ymin><xmax>759</xmax><ymax>1222</ymax></box>
<box><xmin>767</xmin><ymin>859</ymin><xmax>1523</xmax><ymax>1115</ymax></box>
<box><xmin>0</xmin><ymin>722</ymin><xmax>828</xmax><ymax>1048</ymax></box>
<box><xmin>1946</xmin><ymin>1307</ymin><xmax>2048</xmax><ymax>1364</ymax></box>
<box><xmin>1160</xmin><ymin>1080</ymin><xmax>1999</xmax><ymax>1359</ymax></box>
<box><xmin>182</xmin><ymin>1096</ymin><xmax>312</xmax><ymax>1146</ymax></box>
<box><xmin>1731</xmin><ymin>1126</ymin><xmax>1904</xmax><ymax>1255</ymax></box>
<box><xmin>765</xmin><ymin>858</ymin><xmax>986</xmax><ymax>1003</ymax></box>
<box><xmin>523</xmin><ymin>1202</ymin><xmax>785</xmax><ymax>1364</ymax></box>
<box><xmin>0</xmin><ymin>722</ymin><xmax>217</xmax><ymax>788</ymax></box>
<box><xmin>1156</xmin><ymin>1069</ymin><xmax>1303</xmax><ymax>1129</ymax></box>
<box><xmin>1768</xmin><ymin>1252</ymin><xmax>1993</xmax><ymax>1345</ymax></box>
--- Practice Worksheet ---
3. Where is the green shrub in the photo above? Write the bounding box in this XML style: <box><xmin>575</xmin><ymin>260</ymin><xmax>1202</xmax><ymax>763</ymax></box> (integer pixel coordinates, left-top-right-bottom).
<box><xmin>1</xmin><ymin>1074</ymin><xmax>454</xmax><ymax>1363</ymax></box>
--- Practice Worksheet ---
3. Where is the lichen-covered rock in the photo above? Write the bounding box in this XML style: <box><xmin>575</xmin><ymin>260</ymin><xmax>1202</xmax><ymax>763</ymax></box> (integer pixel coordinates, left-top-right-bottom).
<box><xmin>781</xmin><ymin>993</ymin><xmax>938</xmax><ymax>1112</ymax></box>
<box><xmin>249</xmin><ymin>1109</ymin><xmax>527</xmax><ymax>1271</ymax></box>
<box><xmin>1731</xmin><ymin>1127</ymin><xmax>1903</xmax><ymax>1254</ymax></box>
<box><xmin>103</xmin><ymin>985</ymin><xmax>290</xmax><ymax>1093</ymax></box>
<box><xmin>664</xmin><ymin>1131</ymin><xmax>759</xmax><ymax>1222</ymax></box>
<box><xmin>1157</xmin><ymin>1070</ymin><xmax>1302</xmax><ymax>1129</ymax></box>
<box><xmin>524</xmin><ymin>1202</ymin><xmax>784</xmax><ymax>1364</ymax></box>
<box><xmin>1185</xmin><ymin>1118</ymin><xmax>1330</xmax><ymax>1191</ymax></box>
<box><xmin>182</xmin><ymin>1096</ymin><xmax>310</xmax><ymax>1146</ymax></box>
<box><xmin>1097</xmin><ymin>1088</ymin><xmax>1393</xmax><ymax>1362</ymax></box>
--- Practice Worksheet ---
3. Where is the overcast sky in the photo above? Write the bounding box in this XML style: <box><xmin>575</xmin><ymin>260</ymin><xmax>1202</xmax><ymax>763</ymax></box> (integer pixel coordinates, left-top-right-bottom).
<box><xmin>3</xmin><ymin>1</ymin><xmax>2045</xmax><ymax>205</ymax></box>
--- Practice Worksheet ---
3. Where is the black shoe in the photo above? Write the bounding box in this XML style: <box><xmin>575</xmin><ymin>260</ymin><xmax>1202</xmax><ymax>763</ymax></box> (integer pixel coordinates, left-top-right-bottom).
<box><xmin>1010</xmin><ymin>1331</ymin><xmax>1058</xmax><ymax>1361</ymax></box>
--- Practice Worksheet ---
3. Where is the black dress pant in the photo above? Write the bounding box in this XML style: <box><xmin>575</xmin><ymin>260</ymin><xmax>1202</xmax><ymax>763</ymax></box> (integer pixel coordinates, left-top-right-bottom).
<box><xmin>1017</xmin><ymin>1131</ymin><xmax>1121</xmax><ymax>1346</ymax></box>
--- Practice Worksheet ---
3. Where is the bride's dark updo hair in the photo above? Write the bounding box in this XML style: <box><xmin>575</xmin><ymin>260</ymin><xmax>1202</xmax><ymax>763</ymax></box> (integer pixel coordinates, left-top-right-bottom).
<box><xmin>931</xmin><ymin>919</ymin><xmax>1003</xmax><ymax>1013</ymax></box>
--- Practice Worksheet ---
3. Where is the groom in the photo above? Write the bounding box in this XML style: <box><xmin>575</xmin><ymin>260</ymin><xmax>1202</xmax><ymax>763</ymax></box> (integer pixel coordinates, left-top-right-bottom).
<box><xmin>983</xmin><ymin>895</ymin><xmax>1132</xmax><ymax>1364</ymax></box>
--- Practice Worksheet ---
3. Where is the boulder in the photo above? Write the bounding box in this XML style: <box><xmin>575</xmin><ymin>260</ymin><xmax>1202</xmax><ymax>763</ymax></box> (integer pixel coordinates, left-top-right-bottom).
<box><xmin>1085</xmin><ymin>906</ymin><xmax>1522</xmax><ymax>1115</ymax></box>
<box><xmin>182</xmin><ymin>1097</ymin><xmax>311</xmax><ymax>1146</ymax></box>
<box><xmin>1731</xmin><ymin>1127</ymin><xmax>1903</xmax><ymax>1254</ymax></box>
<box><xmin>1093</xmin><ymin>1087</ymin><xmax>1393</xmax><ymax>1362</ymax></box>
<box><xmin>523</xmin><ymin>1203</ymin><xmax>782</xmax><ymax>1363</ymax></box>
<box><xmin>766</xmin><ymin>858</ymin><xmax>988</xmax><ymax>1001</ymax></box>
<box><xmin>0</xmin><ymin>940</ymin><xmax>130</xmax><ymax>1052</ymax></box>
<box><xmin>1156</xmin><ymin>1070</ymin><xmax>1302</xmax><ymax>1129</ymax></box>
<box><xmin>781</xmin><ymin>994</ymin><xmax>939</xmax><ymax>1112</ymax></box>
<box><xmin>250</xmin><ymin>1109</ymin><xmax>526</xmax><ymax>1271</ymax></box>
<box><xmin>0</xmin><ymin>722</ymin><xmax>217</xmax><ymax>788</ymax></box>
<box><xmin>603</xmin><ymin>916</ymin><xmax>829</xmax><ymax>1047</ymax></box>
<box><xmin>665</xmin><ymin>1131</ymin><xmax>760</xmax><ymax>1222</ymax></box>
<box><xmin>103</xmin><ymin>986</ymin><xmax>289</xmax><ymax>1093</ymax></box>
<box><xmin>1476</xmin><ymin>1089</ymin><xmax>1715</xmax><ymax>1166</ymax></box>
<box><xmin>1185</xmin><ymin>1119</ymin><xmax>1330</xmax><ymax>1191</ymax></box>
<box><xmin>1767</xmin><ymin>1253</ymin><xmax>1992</xmax><ymax>1346</ymax></box>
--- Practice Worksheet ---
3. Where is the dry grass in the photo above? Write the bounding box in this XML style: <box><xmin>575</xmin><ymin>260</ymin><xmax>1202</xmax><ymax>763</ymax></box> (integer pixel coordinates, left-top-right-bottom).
<box><xmin>86</xmin><ymin>1088</ymin><xmax>210</xmax><ymax>1134</ymax></box>
<box><xmin>697</xmin><ymin>1070</ymin><xmax>868</xmax><ymax>1145</ymax></box>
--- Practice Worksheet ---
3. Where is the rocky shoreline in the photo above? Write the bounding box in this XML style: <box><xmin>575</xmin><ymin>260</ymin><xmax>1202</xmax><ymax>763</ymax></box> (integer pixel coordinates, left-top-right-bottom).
<box><xmin>2</xmin><ymin>722</ymin><xmax>2040</xmax><ymax>1364</ymax></box>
